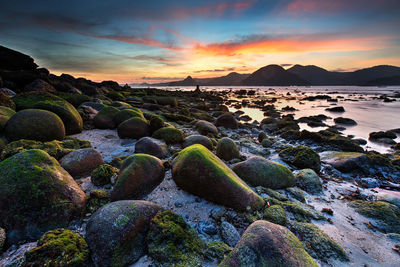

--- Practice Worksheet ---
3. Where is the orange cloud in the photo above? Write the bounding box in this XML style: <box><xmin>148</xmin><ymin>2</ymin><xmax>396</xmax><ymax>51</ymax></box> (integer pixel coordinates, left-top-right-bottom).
<box><xmin>192</xmin><ymin>34</ymin><xmax>396</xmax><ymax>56</ymax></box>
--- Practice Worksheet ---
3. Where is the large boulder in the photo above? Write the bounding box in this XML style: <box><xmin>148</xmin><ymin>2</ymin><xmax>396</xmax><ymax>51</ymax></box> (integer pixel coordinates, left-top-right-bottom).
<box><xmin>0</xmin><ymin>45</ymin><xmax>38</xmax><ymax>70</ymax></box>
<box><xmin>93</xmin><ymin>106</ymin><xmax>119</xmax><ymax>129</ymax></box>
<box><xmin>117</xmin><ymin>117</ymin><xmax>150</xmax><ymax>139</ymax></box>
<box><xmin>85</xmin><ymin>200</ymin><xmax>162</xmax><ymax>267</ymax></box>
<box><xmin>23</xmin><ymin>229</ymin><xmax>89</xmax><ymax>266</ymax></box>
<box><xmin>111</xmin><ymin>154</ymin><xmax>165</xmax><ymax>201</ymax></box>
<box><xmin>279</xmin><ymin>145</ymin><xmax>321</xmax><ymax>172</ymax></box>
<box><xmin>5</xmin><ymin>109</ymin><xmax>65</xmax><ymax>142</ymax></box>
<box><xmin>216</xmin><ymin>113</ymin><xmax>238</xmax><ymax>129</ymax></box>
<box><xmin>134</xmin><ymin>137</ymin><xmax>168</xmax><ymax>158</ymax></box>
<box><xmin>232</xmin><ymin>156</ymin><xmax>295</xmax><ymax>189</ymax></box>
<box><xmin>295</xmin><ymin>169</ymin><xmax>322</xmax><ymax>194</ymax></box>
<box><xmin>216</xmin><ymin>137</ymin><xmax>240</xmax><ymax>161</ymax></box>
<box><xmin>0</xmin><ymin>106</ymin><xmax>16</xmax><ymax>132</ymax></box>
<box><xmin>0</xmin><ymin>149</ymin><xmax>86</xmax><ymax>245</ymax></box>
<box><xmin>152</xmin><ymin>126</ymin><xmax>184</xmax><ymax>144</ymax></box>
<box><xmin>220</xmin><ymin>220</ymin><xmax>317</xmax><ymax>267</ymax></box>
<box><xmin>171</xmin><ymin>144</ymin><xmax>264</xmax><ymax>211</ymax></box>
<box><xmin>195</xmin><ymin>120</ymin><xmax>218</xmax><ymax>136</ymax></box>
<box><xmin>13</xmin><ymin>92</ymin><xmax>83</xmax><ymax>134</ymax></box>
<box><xmin>319</xmin><ymin>151</ymin><xmax>366</xmax><ymax>172</ymax></box>
<box><xmin>183</xmin><ymin>134</ymin><xmax>213</xmax><ymax>150</ymax></box>
<box><xmin>23</xmin><ymin>79</ymin><xmax>56</xmax><ymax>93</ymax></box>
<box><xmin>146</xmin><ymin>210</ymin><xmax>204</xmax><ymax>266</ymax></box>
<box><xmin>60</xmin><ymin>148</ymin><xmax>105</xmax><ymax>178</ymax></box>
<box><xmin>113</xmin><ymin>108</ymin><xmax>144</xmax><ymax>126</ymax></box>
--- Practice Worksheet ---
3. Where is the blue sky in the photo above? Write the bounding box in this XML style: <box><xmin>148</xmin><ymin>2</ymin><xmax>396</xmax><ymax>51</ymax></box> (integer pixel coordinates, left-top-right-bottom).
<box><xmin>1</xmin><ymin>0</ymin><xmax>399</xmax><ymax>83</ymax></box>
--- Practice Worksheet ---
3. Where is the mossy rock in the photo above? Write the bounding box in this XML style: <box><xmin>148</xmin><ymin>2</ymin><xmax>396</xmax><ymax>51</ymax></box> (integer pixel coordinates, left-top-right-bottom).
<box><xmin>290</xmin><ymin>222</ymin><xmax>348</xmax><ymax>262</ymax></box>
<box><xmin>195</xmin><ymin>120</ymin><xmax>218</xmax><ymax>136</ymax></box>
<box><xmin>204</xmin><ymin>242</ymin><xmax>232</xmax><ymax>262</ymax></box>
<box><xmin>172</xmin><ymin>144</ymin><xmax>264</xmax><ymax>212</ymax></box>
<box><xmin>23</xmin><ymin>228</ymin><xmax>89</xmax><ymax>267</ymax></box>
<box><xmin>233</xmin><ymin>156</ymin><xmax>295</xmax><ymax>189</ymax></box>
<box><xmin>143</xmin><ymin>96</ymin><xmax>178</xmax><ymax>107</ymax></box>
<box><xmin>93</xmin><ymin>106</ymin><xmax>120</xmax><ymax>129</ymax></box>
<box><xmin>57</xmin><ymin>93</ymin><xmax>91</xmax><ymax>107</ymax></box>
<box><xmin>149</xmin><ymin>115</ymin><xmax>164</xmax><ymax>133</ymax></box>
<box><xmin>295</xmin><ymin>169</ymin><xmax>322</xmax><ymax>194</ymax></box>
<box><xmin>216</xmin><ymin>113</ymin><xmax>238</xmax><ymax>129</ymax></box>
<box><xmin>279</xmin><ymin>145</ymin><xmax>321</xmax><ymax>172</ymax></box>
<box><xmin>220</xmin><ymin>220</ymin><xmax>318</xmax><ymax>267</ymax></box>
<box><xmin>0</xmin><ymin>149</ymin><xmax>86</xmax><ymax>245</ymax></box>
<box><xmin>86</xmin><ymin>200</ymin><xmax>163</xmax><ymax>267</ymax></box>
<box><xmin>113</xmin><ymin>108</ymin><xmax>144</xmax><ymax>126</ymax></box>
<box><xmin>263</xmin><ymin>205</ymin><xmax>287</xmax><ymax>225</ymax></box>
<box><xmin>326</xmin><ymin>134</ymin><xmax>364</xmax><ymax>152</ymax></box>
<box><xmin>216</xmin><ymin>137</ymin><xmax>240</xmax><ymax>161</ymax></box>
<box><xmin>135</xmin><ymin>137</ymin><xmax>168</xmax><ymax>158</ymax></box>
<box><xmin>13</xmin><ymin>92</ymin><xmax>83</xmax><ymax>134</ymax></box>
<box><xmin>110</xmin><ymin>156</ymin><xmax>128</xmax><ymax>169</ymax></box>
<box><xmin>107</xmin><ymin>90</ymin><xmax>125</xmax><ymax>101</ymax></box>
<box><xmin>87</xmin><ymin>190</ymin><xmax>110</xmax><ymax>213</ymax></box>
<box><xmin>0</xmin><ymin>106</ymin><xmax>16</xmax><ymax>131</ymax></box>
<box><xmin>147</xmin><ymin>210</ymin><xmax>204</xmax><ymax>266</ymax></box>
<box><xmin>184</xmin><ymin>134</ymin><xmax>213</xmax><ymax>150</ymax></box>
<box><xmin>152</xmin><ymin>126</ymin><xmax>184</xmax><ymax>144</ymax></box>
<box><xmin>117</xmin><ymin>117</ymin><xmax>150</xmax><ymax>139</ymax></box>
<box><xmin>91</xmin><ymin>164</ymin><xmax>118</xmax><ymax>186</ymax></box>
<box><xmin>110</xmin><ymin>101</ymin><xmax>132</xmax><ymax>108</ymax></box>
<box><xmin>162</xmin><ymin>113</ymin><xmax>193</xmax><ymax>123</ymax></box>
<box><xmin>5</xmin><ymin>109</ymin><xmax>66</xmax><ymax>142</ymax></box>
<box><xmin>349</xmin><ymin>200</ymin><xmax>400</xmax><ymax>233</ymax></box>
<box><xmin>1</xmin><ymin>137</ymin><xmax>91</xmax><ymax>160</ymax></box>
<box><xmin>111</xmin><ymin>154</ymin><xmax>165</xmax><ymax>201</ymax></box>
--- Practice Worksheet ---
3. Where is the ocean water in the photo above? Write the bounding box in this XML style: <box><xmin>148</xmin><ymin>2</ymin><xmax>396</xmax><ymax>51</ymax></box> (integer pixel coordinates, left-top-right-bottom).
<box><xmin>145</xmin><ymin>86</ymin><xmax>400</xmax><ymax>153</ymax></box>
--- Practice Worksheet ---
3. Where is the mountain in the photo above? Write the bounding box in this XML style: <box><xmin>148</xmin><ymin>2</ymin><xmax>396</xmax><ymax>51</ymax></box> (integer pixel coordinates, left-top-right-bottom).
<box><xmin>168</xmin><ymin>76</ymin><xmax>197</xmax><ymax>86</ymax></box>
<box><xmin>346</xmin><ymin>65</ymin><xmax>400</xmax><ymax>85</ymax></box>
<box><xmin>241</xmin><ymin>65</ymin><xmax>309</xmax><ymax>86</ymax></box>
<box><xmin>205</xmin><ymin>72</ymin><xmax>250</xmax><ymax>86</ymax></box>
<box><xmin>287</xmin><ymin>65</ymin><xmax>347</xmax><ymax>85</ymax></box>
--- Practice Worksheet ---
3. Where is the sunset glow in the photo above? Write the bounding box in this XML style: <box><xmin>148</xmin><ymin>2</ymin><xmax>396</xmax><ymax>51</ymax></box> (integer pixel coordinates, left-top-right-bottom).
<box><xmin>1</xmin><ymin>0</ymin><xmax>399</xmax><ymax>83</ymax></box>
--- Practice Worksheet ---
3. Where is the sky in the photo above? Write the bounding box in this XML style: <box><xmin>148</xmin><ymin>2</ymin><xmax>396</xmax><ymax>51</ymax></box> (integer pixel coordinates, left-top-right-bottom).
<box><xmin>1</xmin><ymin>0</ymin><xmax>400</xmax><ymax>84</ymax></box>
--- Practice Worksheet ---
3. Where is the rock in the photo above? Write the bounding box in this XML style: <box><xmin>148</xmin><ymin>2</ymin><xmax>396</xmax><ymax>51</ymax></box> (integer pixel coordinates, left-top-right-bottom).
<box><xmin>295</xmin><ymin>169</ymin><xmax>322</xmax><ymax>194</ymax></box>
<box><xmin>197</xmin><ymin>221</ymin><xmax>218</xmax><ymax>236</ymax></box>
<box><xmin>91</xmin><ymin>164</ymin><xmax>118</xmax><ymax>186</ymax></box>
<box><xmin>195</xmin><ymin>120</ymin><xmax>218</xmax><ymax>136</ymax></box>
<box><xmin>13</xmin><ymin>92</ymin><xmax>83</xmax><ymax>134</ymax></box>
<box><xmin>183</xmin><ymin>134</ymin><xmax>213</xmax><ymax>150</ymax></box>
<box><xmin>0</xmin><ymin>106</ymin><xmax>16</xmax><ymax>132</ymax></box>
<box><xmin>349</xmin><ymin>200</ymin><xmax>400</xmax><ymax>234</ymax></box>
<box><xmin>149</xmin><ymin>115</ymin><xmax>164</xmax><ymax>133</ymax></box>
<box><xmin>0</xmin><ymin>45</ymin><xmax>38</xmax><ymax>70</ymax></box>
<box><xmin>117</xmin><ymin>117</ymin><xmax>150</xmax><ymax>139</ymax></box>
<box><xmin>258</xmin><ymin>132</ymin><xmax>267</xmax><ymax>142</ymax></box>
<box><xmin>220</xmin><ymin>221</ymin><xmax>240</xmax><ymax>247</ymax></box>
<box><xmin>290</xmin><ymin>222</ymin><xmax>348</xmax><ymax>261</ymax></box>
<box><xmin>359</xmin><ymin>177</ymin><xmax>381</xmax><ymax>188</ymax></box>
<box><xmin>60</xmin><ymin>148</ymin><xmax>104</xmax><ymax>178</ymax></box>
<box><xmin>23</xmin><ymin>229</ymin><xmax>89</xmax><ymax>266</ymax></box>
<box><xmin>111</xmin><ymin>154</ymin><xmax>165</xmax><ymax>201</ymax></box>
<box><xmin>172</xmin><ymin>144</ymin><xmax>265</xmax><ymax>212</ymax></box>
<box><xmin>326</xmin><ymin>106</ymin><xmax>345</xmax><ymax>112</ymax></box>
<box><xmin>113</xmin><ymin>108</ymin><xmax>144</xmax><ymax>126</ymax></box>
<box><xmin>134</xmin><ymin>137</ymin><xmax>168</xmax><ymax>158</ymax></box>
<box><xmin>0</xmin><ymin>149</ymin><xmax>86</xmax><ymax>244</ymax></box>
<box><xmin>279</xmin><ymin>145</ymin><xmax>321</xmax><ymax>172</ymax></box>
<box><xmin>263</xmin><ymin>205</ymin><xmax>287</xmax><ymax>226</ymax></box>
<box><xmin>5</xmin><ymin>109</ymin><xmax>65</xmax><ymax>142</ymax></box>
<box><xmin>369</xmin><ymin>131</ymin><xmax>397</xmax><ymax>140</ymax></box>
<box><xmin>232</xmin><ymin>156</ymin><xmax>295</xmax><ymax>189</ymax></box>
<box><xmin>1</xmin><ymin>137</ymin><xmax>91</xmax><ymax>160</ymax></box>
<box><xmin>152</xmin><ymin>126</ymin><xmax>184</xmax><ymax>144</ymax></box>
<box><xmin>0</xmin><ymin>228</ymin><xmax>5</xmax><ymax>251</ymax></box>
<box><xmin>220</xmin><ymin>220</ymin><xmax>317</xmax><ymax>267</ymax></box>
<box><xmin>93</xmin><ymin>106</ymin><xmax>119</xmax><ymax>129</ymax></box>
<box><xmin>320</xmin><ymin>151</ymin><xmax>367</xmax><ymax>172</ymax></box>
<box><xmin>216</xmin><ymin>113</ymin><xmax>238</xmax><ymax>129</ymax></box>
<box><xmin>87</xmin><ymin>190</ymin><xmax>110</xmax><ymax>213</ymax></box>
<box><xmin>86</xmin><ymin>200</ymin><xmax>163</xmax><ymax>267</ymax></box>
<box><xmin>334</xmin><ymin>117</ymin><xmax>357</xmax><ymax>125</ymax></box>
<box><xmin>216</xmin><ymin>137</ymin><xmax>240</xmax><ymax>161</ymax></box>
<box><xmin>204</xmin><ymin>242</ymin><xmax>232</xmax><ymax>262</ymax></box>
<box><xmin>0</xmin><ymin>92</ymin><xmax>16</xmax><ymax>110</ymax></box>
<box><xmin>0</xmin><ymin>88</ymin><xmax>16</xmax><ymax>97</ymax></box>
<box><xmin>146</xmin><ymin>210</ymin><xmax>204</xmax><ymax>266</ymax></box>
<box><xmin>23</xmin><ymin>79</ymin><xmax>56</xmax><ymax>93</ymax></box>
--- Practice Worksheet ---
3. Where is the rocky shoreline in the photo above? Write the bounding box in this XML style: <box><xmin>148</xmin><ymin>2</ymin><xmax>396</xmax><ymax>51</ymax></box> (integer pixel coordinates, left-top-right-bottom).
<box><xmin>0</xmin><ymin>46</ymin><xmax>400</xmax><ymax>266</ymax></box>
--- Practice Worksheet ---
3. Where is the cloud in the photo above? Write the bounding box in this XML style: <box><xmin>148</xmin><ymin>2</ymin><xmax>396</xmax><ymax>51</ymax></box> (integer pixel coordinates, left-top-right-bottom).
<box><xmin>280</xmin><ymin>63</ymin><xmax>293</xmax><ymax>67</ymax></box>
<box><xmin>142</xmin><ymin>76</ymin><xmax>182</xmax><ymax>81</ymax></box>
<box><xmin>193</xmin><ymin>67</ymin><xmax>236</xmax><ymax>73</ymax></box>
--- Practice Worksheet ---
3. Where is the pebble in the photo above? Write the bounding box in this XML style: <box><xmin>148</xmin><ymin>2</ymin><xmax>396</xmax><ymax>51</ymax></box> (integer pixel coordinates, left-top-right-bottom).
<box><xmin>197</xmin><ymin>221</ymin><xmax>218</xmax><ymax>236</ymax></box>
<box><xmin>220</xmin><ymin>221</ymin><xmax>240</xmax><ymax>247</ymax></box>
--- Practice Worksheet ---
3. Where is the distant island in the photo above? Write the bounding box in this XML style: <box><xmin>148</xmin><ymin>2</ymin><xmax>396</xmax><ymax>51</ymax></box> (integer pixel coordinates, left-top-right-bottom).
<box><xmin>144</xmin><ymin>64</ymin><xmax>400</xmax><ymax>86</ymax></box>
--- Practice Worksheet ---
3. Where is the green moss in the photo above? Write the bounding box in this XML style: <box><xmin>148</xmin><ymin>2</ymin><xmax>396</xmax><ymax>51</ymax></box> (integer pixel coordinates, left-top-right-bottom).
<box><xmin>279</xmin><ymin>145</ymin><xmax>321</xmax><ymax>172</ymax></box>
<box><xmin>113</xmin><ymin>109</ymin><xmax>145</xmax><ymax>126</ymax></box>
<box><xmin>149</xmin><ymin>115</ymin><xmax>164</xmax><ymax>133</ymax></box>
<box><xmin>326</xmin><ymin>134</ymin><xmax>364</xmax><ymax>152</ymax></box>
<box><xmin>110</xmin><ymin>156</ymin><xmax>128</xmax><ymax>169</ymax></box>
<box><xmin>91</xmin><ymin>164</ymin><xmax>118</xmax><ymax>186</ymax></box>
<box><xmin>146</xmin><ymin>210</ymin><xmax>204</xmax><ymax>266</ymax></box>
<box><xmin>24</xmin><ymin>228</ymin><xmax>88</xmax><ymax>267</ymax></box>
<box><xmin>107</xmin><ymin>90</ymin><xmax>125</xmax><ymax>101</ymax></box>
<box><xmin>56</xmin><ymin>93</ymin><xmax>91</xmax><ymax>107</ymax></box>
<box><xmin>349</xmin><ymin>200</ymin><xmax>400</xmax><ymax>233</ymax></box>
<box><xmin>263</xmin><ymin>205</ymin><xmax>287</xmax><ymax>225</ymax></box>
<box><xmin>0</xmin><ymin>106</ymin><xmax>16</xmax><ymax>117</ymax></box>
<box><xmin>205</xmin><ymin>242</ymin><xmax>232</xmax><ymax>261</ymax></box>
<box><xmin>290</xmin><ymin>222</ymin><xmax>348</xmax><ymax>261</ymax></box>
<box><xmin>162</xmin><ymin>113</ymin><xmax>194</xmax><ymax>123</ymax></box>
<box><xmin>87</xmin><ymin>190</ymin><xmax>110</xmax><ymax>213</ymax></box>
<box><xmin>152</xmin><ymin>126</ymin><xmax>184</xmax><ymax>144</ymax></box>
